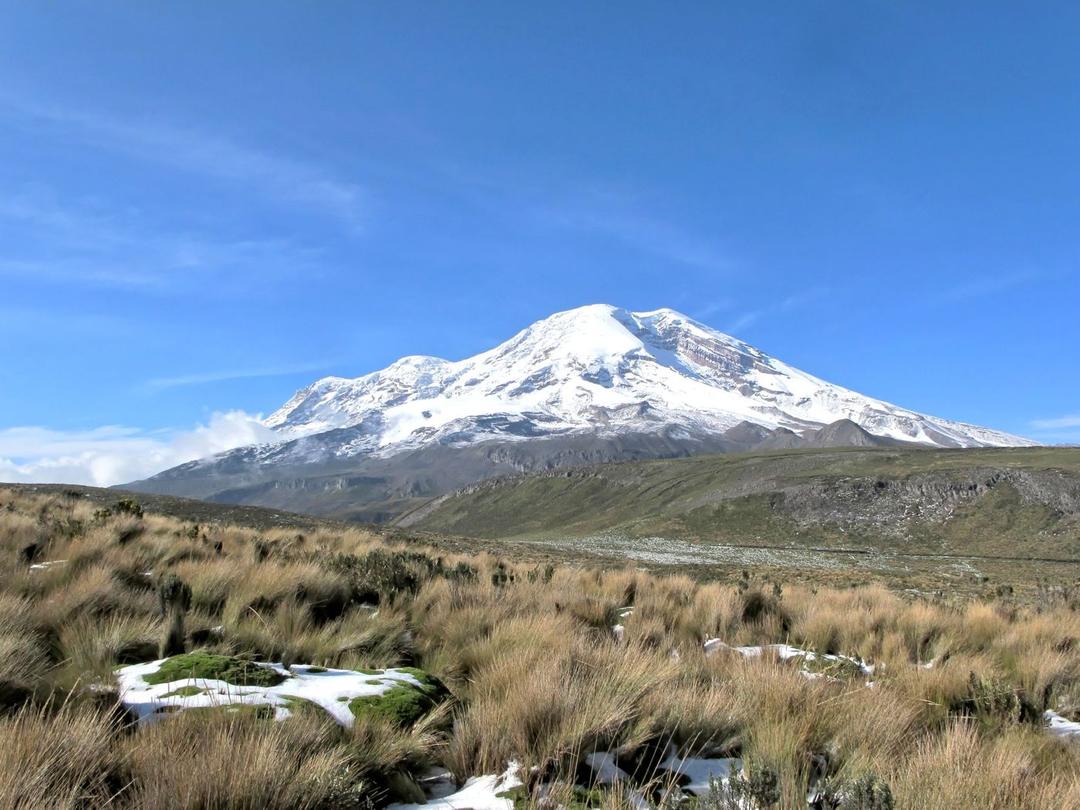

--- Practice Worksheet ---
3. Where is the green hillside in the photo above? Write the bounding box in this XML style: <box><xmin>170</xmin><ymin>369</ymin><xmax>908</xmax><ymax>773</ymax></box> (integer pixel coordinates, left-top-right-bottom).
<box><xmin>404</xmin><ymin>447</ymin><xmax>1080</xmax><ymax>561</ymax></box>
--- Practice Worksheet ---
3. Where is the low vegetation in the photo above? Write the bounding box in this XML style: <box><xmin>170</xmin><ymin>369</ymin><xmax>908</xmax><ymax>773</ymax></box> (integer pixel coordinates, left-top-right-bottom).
<box><xmin>405</xmin><ymin>446</ymin><xmax>1080</xmax><ymax>564</ymax></box>
<box><xmin>0</xmin><ymin>486</ymin><xmax>1076</xmax><ymax>808</ymax></box>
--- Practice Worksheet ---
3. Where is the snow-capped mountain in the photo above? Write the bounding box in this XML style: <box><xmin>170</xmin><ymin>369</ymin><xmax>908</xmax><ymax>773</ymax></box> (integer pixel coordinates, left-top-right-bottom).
<box><xmin>263</xmin><ymin>304</ymin><xmax>1028</xmax><ymax>453</ymax></box>
<box><xmin>127</xmin><ymin>304</ymin><xmax>1030</xmax><ymax>521</ymax></box>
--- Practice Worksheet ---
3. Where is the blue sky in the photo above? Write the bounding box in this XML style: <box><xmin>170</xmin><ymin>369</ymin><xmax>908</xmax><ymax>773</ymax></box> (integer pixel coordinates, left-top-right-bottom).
<box><xmin>1</xmin><ymin>2</ymin><xmax>1078</xmax><ymax>483</ymax></box>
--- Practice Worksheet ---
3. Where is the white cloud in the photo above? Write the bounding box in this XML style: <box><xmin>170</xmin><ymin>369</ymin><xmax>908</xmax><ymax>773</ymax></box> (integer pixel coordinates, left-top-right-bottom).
<box><xmin>0</xmin><ymin>411</ymin><xmax>277</xmax><ymax>487</ymax></box>
<box><xmin>1027</xmin><ymin>413</ymin><xmax>1080</xmax><ymax>445</ymax></box>
<box><xmin>1030</xmin><ymin>414</ymin><xmax>1080</xmax><ymax>430</ymax></box>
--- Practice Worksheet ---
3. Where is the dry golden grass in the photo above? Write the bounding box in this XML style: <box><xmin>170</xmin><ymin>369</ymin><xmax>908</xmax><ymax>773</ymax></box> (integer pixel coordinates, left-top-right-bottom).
<box><xmin>890</xmin><ymin>722</ymin><xmax>1080</xmax><ymax>809</ymax></box>
<box><xmin>0</xmin><ymin>486</ymin><xmax>1075</xmax><ymax>808</ymax></box>
<box><xmin>124</xmin><ymin>711</ymin><xmax>356</xmax><ymax>810</ymax></box>
<box><xmin>0</xmin><ymin>701</ymin><xmax>123</xmax><ymax>808</ymax></box>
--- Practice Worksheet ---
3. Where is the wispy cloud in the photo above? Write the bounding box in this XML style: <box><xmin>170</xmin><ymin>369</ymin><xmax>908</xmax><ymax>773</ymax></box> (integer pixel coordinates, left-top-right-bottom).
<box><xmin>142</xmin><ymin>362</ymin><xmax>337</xmax><ymax>393</ymax></box>
<box><xmin>2</xmin><ymin>96</ymin><xmax>367</xmax><ymax>230</ymax></box>
<box><xmin>690</xmin><ymin>298</ymin><xmax>734</xmax><ymax>321</ymax></box>
<box><xmin>542</xmin><ymin>203</ymin><xmax>731</xmax><ymax>272</ymax></box>
<box><xmin>0</xmin><ymin>191</ymin><xmax>321</xmax><ymax>290</ymax></box>
<box><xmin>0</xmin><ymin>411</ymin><xmax>277</xmax><ymax>487</ymax></box>
<box><xmin>1030</xmin><ymin>414</ymin><xmax>1080</xmax><ymax>430</ymax></box>
<box><xmin>1024</xmin><ymin>413</ymin><xmax>1080</xmax><ymax>445</ymax></box>
<box><xmin>723</xmin><ymin>292</ymin><xmax>821</xmax><ymax>336</ymax></box>
<box><xmin>725</xmin><ymin>310</ymin><xmax>762</xmax><ymax>334</ymax></box>
<box><xmin>0</xmin><ymin>305</ymin><xmax>130</xmax><ymax>336</ymax></box>
<box><xmin>939</xmin><ymin>271</ymin><xmax>1039</xmax><ymax>302</ymax></box>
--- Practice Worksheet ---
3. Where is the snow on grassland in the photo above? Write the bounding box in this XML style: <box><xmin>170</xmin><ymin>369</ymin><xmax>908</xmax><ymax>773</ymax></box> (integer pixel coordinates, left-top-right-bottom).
<box><xmin>116</xmin><ymin>658</ymin><xmax>432</xmax><ymax>726</ymax></box>
<box><xmin>704</xmin><ymin>640</ymin><xmax>874</xmax><ymax>678</ymax></box>
<box><xmin>704</xmin><ymin>639</ymin><xmax>1078</xmax><ymax>742</ymax></box>
<box><xmin>387</xmin><ymin>763</ymin><xmax>523</xmax><ymax>810</ymax></box>
<box><xmin>1046</xmin><ymin>710</ymin><xmax>1080</xmax><ymax>739</ymax></box>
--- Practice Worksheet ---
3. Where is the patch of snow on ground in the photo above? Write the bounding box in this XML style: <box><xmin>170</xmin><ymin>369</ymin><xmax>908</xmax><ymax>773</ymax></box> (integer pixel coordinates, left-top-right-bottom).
<box><xmin>1046</xmin><ymin>710</ymin><xmax>1080</xmax><ymax>739</ymax></box>
<box><xmin>387</xmin><ymin>762</ymin><xmax>522</xmax><ymax>810</ymax></box>
<box><xmin>415</xmin><ymin>768</ymin><xmax>459</xmax><ymax>801</ymax></box>
<box><xmin>703</xmin><ymin>640</ymin><xmax>873</xmax><ymax>677</ymax></box>
<box><xmin>657</xmin><ymin>751</ymin><xmax>742</xmax><ymax>796</ymax></box>
<box><xmin>584</xmin><ymin>752</ymin><xmax>631</xmax><ymax>785</ymax></box>
<box><xmin>29</xmin><ymin>559</ymin><xmax>66</xmax><ymax>570</ymax></box>
<box><xmin>116</xmin><ymin>659</ymin><xmax>427</xmax><ymax>727</ymax></box>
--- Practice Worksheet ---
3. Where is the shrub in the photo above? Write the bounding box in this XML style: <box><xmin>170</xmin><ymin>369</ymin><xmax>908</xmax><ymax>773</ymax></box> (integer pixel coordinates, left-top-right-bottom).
<box><xmin>114</xmin><ymin>498</ymin><xmax>144</xmax><ymax>519</ymax></box>
<box><xmin>727</xmin><ymin>760</ymin><xmax>780</xmax><ymax>808</ymax></box>
<box><xmin>740</xmin><ymin>588</ymin><xmax>789</xmax><ymax>630</ymax></box>
<box><xmin>157</xmin><ymin>574</ymin><xmax>192</xmax><ymax>658</ymax></box>
<box><xmin>962</xmin><ymin>672</ymin><xmax>1022</xmax><ymax>728</ymax></box>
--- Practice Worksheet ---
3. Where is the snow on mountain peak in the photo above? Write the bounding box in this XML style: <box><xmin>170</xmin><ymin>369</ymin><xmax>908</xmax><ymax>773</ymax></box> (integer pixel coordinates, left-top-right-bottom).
<box><xmin>263</xmin><ymin>304</ymin><xmax>1031</xmax><ymax>454</ymax></box>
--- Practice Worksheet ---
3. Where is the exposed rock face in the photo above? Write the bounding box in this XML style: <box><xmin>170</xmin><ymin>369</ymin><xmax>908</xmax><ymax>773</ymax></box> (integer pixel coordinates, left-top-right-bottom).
<box><xmin>777</xmin><ymin>468</ymin><xmax>1080</xmax><ymax>537</ymax></box>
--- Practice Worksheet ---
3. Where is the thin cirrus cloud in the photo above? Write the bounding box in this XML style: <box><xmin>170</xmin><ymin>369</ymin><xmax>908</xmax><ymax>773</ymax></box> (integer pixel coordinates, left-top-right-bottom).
<box><xmin>562</xmin><ymin>211</ymin><xmax>727</xmax><ymax>270</ymax></box>
<box><xmin>0</xmin><ymin>411</ymin><xmax>278</xmax><ymax>488</ymax></box>
<box><xmin>723</xmin><ymin>292</ymin><xmax>822</xmax><ymax>337</ymax></box>
<box><xmin>938</xmin><ymin>271</ymin><xmax>1040</xmax><ymax>303</ymax></box>
<box><xmin>1026</xmin><ymin>414</ymin><xmax>1080</xmax><ymax>445</ymax></box>
<box><xmin>3</xmin><ymin>94</ymin><xmax>368</xmax><ymax>231</ymax></box>
<box><xmin>526</xmin><ymin>183</ymin><xmax>732</xmax><ymax>273</ymax></box>
<box><xmin>141</xmin><ymin>361</ymin><xmax>340</xmax><ymax>393</ymax></box>
<box><xmin>0</xmin><ymin>192</ymin><xmax>321</xmax><ymax>290</ymax></box>
<box><xmin>1030</xmin><ymin>414</ymin><xmax>1080</xmax><ymax>430</ymax></box>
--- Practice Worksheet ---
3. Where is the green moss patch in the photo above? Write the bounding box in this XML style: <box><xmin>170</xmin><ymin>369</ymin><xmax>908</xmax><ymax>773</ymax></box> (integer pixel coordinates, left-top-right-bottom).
<box><xmin>144</xmin><ymin>653</ymin><xmax>287</xmax><ymax>688</ymax></box>
<box><xmin>395</xmin><ymin>666</ymin><xmax>447</xmax><ymax>692</ymax></box>
<box><xmin>349</xmin><ymin>685</ymin><xmax>436</xmax><ymax>727</ymax></box>
<box><xmin>566</xmin><ymin>786</ymin><xmax>608</xmax><ymax>810</ymax></box>
<box><xmin>801</xmin><ymin>655</ymin><xmax>867</xmax><ymax>680</ymax></box>
<box><xmin>348</xmin><ymin>669</ymin><xmax>449</xmax><ymax>727</ymax></box>
<box><xmin>186</xmin><ymin>704</ymin><xmax>276</xmax><ymax>720</ymax></box>
<box><xmin>279</xmin><ymin>695</ymin><xmax>328</xmax><ymax>717</ymax></box>
<box><xmin>162</xmin><ymin>685</ymin><xmax>207</xmax><ymax>698</ymax></box>
<box><xmin>496</xmin><ymin>785</ymin><xmax>530</xmax><ymax>810</ymax></box>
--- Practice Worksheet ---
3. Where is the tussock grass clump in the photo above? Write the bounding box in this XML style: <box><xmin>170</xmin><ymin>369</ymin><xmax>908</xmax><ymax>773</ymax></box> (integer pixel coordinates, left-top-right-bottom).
<box><xmin>890</xmin><ymin>722</ymin><xmax>1079</xmax><ymax>809</ymax></box>
<box><xmin>123</xmin><ymin>711</ymin><xmax>360</xmax><ymax>810</ymax></box>
<box><xmin>0</xmin><ymin>701</ymin><xmax>125</xmax><ymax>808</ymax></box>
<box><xmin>56</xmin><ymin>613</ymin><xmax>160</xmax><ymax>686</ymax></box>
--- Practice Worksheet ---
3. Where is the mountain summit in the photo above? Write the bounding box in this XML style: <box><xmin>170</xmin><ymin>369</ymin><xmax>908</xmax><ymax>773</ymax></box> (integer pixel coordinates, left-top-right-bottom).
<box><xmin>265</xmin><ymin>304</ymin><xmax>1026</xmax><ymax>451</ymax></box>
<box><xmin>127</xmin><ymin>304</ymin><xmax>1030</xmax><ymax>520</ymax></box>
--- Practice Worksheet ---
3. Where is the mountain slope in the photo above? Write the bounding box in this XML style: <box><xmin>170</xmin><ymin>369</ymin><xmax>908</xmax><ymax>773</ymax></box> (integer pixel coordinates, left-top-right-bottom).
<box><xmin>264</xmin><ymin>304</ymin><xmax>1028</xmax><ymax>451</ymax></box>
<box><xmin>127</xmin><ymin>304</ymin><xmax>1031</xmax><ymax>520</ymax></box>
<box><xmin>402</xmin><ymin>446</ymin><xmax>1080</xmax><ymax>561</ymax></box>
